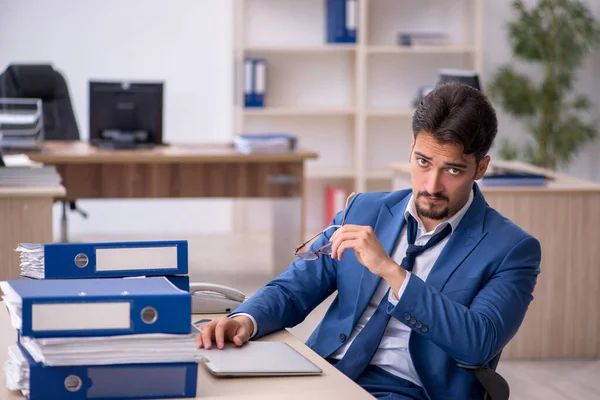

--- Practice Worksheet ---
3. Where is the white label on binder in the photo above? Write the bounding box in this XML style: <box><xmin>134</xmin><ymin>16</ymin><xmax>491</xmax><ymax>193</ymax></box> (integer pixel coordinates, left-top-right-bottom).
<box><xmin>95</xmin><ymin>246</ymin><xmax>178</xmax><ymax>271</ymax></box>
<box><xmin>254</xmin><ymin>61</ymin><xmax>266</xmax><ymax>95</ymax></box>
<box><xmin>346</xmin><ymin>0</ymin><xmax>357</xmax><ymax>31</ymax></box>
<box><xmin>244</xmin><ymin>60</ymin><xmax>253</xmax><ymax>94</ymax></box>
<box><xmin>32</xmin><ymin>302</ymin><xmax>130</xmax><ymax>331</ymax></box>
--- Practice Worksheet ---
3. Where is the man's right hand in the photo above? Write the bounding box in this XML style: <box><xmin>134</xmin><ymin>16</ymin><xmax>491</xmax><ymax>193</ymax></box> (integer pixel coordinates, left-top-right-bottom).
<box><xmin>196</xmin><ymin>315</ymin><xmax>253</xmax><ymax>350</ymax></box>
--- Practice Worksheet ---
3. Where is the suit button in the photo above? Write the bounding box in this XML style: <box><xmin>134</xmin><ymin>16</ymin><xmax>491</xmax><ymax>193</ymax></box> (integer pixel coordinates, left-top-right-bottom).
<box><xmin>410</xmin><ymin>318</ymin><xmax>416</xmax><ymax>325</ymax></box>
<box><xmin>415</xmin><ymin>321</ymin><xmax>422</xmax><ymax>329</ymax></box>
<box><xmin>421</xmin><ymin>326</ymin><xmax>429</xmax><ymax>333</ymax></box>
<box><xmin>339</xmin><ymin>333</ymin><xmax>347</xmax><ymax>342</ymax></box>
<box><xmin>403</xmin><ymin>313</ymin><xmax>411</xmax><ymax>321</ymax></box>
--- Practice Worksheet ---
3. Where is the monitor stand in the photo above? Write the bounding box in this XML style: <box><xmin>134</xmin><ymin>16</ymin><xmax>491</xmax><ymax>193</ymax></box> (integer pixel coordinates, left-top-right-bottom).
<box><xmin>91</xmin><ymin>140</ymin><xmax>155</xmax><ymax>150</ymax></box>
<box><xmin>91</xmin><ymin>130</ymin><xmax>156</xmax><ymax>150</ymax></box>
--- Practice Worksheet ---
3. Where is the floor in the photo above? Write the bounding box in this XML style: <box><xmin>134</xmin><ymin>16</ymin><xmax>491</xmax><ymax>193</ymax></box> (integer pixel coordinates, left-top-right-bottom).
<box><xmin>76</xmin><ymin>232</ymin><xmax>600</xmax><ymax>399</ymax></box>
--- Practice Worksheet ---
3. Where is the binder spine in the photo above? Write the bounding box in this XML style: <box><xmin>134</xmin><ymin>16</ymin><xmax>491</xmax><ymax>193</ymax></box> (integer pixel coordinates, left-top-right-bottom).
<box><xmin>326</xmin><ymin>0</ymin><xmax>357</xmax><ymax>43</ymax></box>
<box><xmin>253</xmin><ymin>59</ymin><xmax>266</xmax><ymax>108</ymax></box>
<box><xmin>243</xmin><ymin>58</ymin><xmax>254</xmax><ymax>108</ymax></box>
<box><xmin>25</xmin><ymin>348</ymin><xmax>198</xmax><ymax>400</ymax></box>
<box><xmin>244</xmin><ymin>58</ymin><xmax>266</xmax><ymax>108</ymax></box>
<box><xmin>42</xmin><ymin>241</ymin><xmax>188</xmax><ymax>279</ymax></box>
<box><xmin>21</xmin><ymin>293</ymin><xmax>191</xmax><ymax>338</ymax></box>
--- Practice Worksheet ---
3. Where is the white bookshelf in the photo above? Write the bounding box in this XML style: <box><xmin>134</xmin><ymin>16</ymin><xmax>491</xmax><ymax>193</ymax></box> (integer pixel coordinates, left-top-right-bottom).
<box><xmin>233</xmin><ymin>0</ymin><xmax>483</xmax><ymax>235</ymax></box>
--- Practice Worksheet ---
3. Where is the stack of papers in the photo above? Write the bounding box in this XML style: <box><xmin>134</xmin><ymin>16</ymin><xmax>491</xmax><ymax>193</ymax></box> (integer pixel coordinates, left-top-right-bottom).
<box><xmin>0</xmin><ymin>164</ymin><xmax>61</xmax><ymax>187</ymax></box>
<box><xmin>0</xmin><ymin>283</ymin><xmax>23</xmax><ymax>331</ymax></box>
<box><xmin>5</xmin><ymin>345</ymin><xmax>29</xmax><ymax>396</ymax></box>
<box><xmin>234</xmin><ymin>133</ymin><xmax>297</xmax><ymax>154</ymax></box>
<box><xmin>19</xmin><ymin>331</ymin><xmax>200</xmax><ymax>366</ymax></box>
<box><xmin>14</xmin><ymin>243</ymin><xmax>44</xmax><ymax>279</ymax></box>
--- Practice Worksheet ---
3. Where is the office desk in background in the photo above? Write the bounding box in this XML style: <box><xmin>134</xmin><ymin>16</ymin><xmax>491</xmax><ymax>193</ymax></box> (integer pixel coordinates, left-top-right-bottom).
<box><xmin>390</xmin><ymin>160</ymin><xmax>600</xmax><ymax>360</ymax></box>
<box><xmin>28</xmin><ymin>141</ymin><xmax>318</xmax><ymax>275</ymax></box>
<box><xmin>0</xmin><ymin>185</ymin><xmax>65</xmax><ymax>281</ymax></box>
<box><xmin>0</xmin><ymin>307</ymin><xmax>373</xmax><ymax>400</ymax></box>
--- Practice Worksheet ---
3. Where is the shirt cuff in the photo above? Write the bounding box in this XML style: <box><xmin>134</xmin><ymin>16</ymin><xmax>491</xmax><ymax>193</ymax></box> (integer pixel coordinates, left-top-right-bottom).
<box><xmin>229</xmin><ymin>313</ymin><xmax>258</xmax><ymax>339</ymax></box>
<box><xmin>388</xmin><ymin>272</ymin><xmax>411</xmax><ymax>305</ymax></box>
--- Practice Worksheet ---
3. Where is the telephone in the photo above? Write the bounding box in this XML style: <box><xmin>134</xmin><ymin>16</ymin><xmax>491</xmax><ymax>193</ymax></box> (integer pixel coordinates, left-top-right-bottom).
<box><xmin>190</xmin><ymin>282</ymin><xmax>247</xmax><ymax>314</ymax></box>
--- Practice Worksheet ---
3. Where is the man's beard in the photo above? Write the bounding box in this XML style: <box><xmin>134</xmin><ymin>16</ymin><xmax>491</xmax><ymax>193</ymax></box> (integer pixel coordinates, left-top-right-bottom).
<box><xmin>416</xmin><ymin>191</ymin><xmax>449</xmax><ymax>220</ymax></box>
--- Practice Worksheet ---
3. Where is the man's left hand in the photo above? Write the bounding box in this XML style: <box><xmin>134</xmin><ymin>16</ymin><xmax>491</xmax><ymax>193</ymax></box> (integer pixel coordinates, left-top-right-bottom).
<box><xmin>330</xmin><ymin>224</ymin><xmax>398</xmax><ymax>278</ymax></box>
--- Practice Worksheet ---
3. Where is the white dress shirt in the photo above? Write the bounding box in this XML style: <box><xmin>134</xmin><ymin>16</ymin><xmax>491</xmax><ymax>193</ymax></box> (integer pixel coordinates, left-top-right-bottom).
<box><xmin>329</xmin><ymin>190</ymin><xmax>474</xmax><ymax>386</ymax></box>
<box><xmin>236</xmin><ymin>190</ymin><xmax>474</xmax><ymax>386</ymax></box>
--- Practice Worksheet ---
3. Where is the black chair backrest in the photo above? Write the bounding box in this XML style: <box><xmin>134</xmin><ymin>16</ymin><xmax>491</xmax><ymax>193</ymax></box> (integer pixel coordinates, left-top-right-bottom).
<box><xmin>0</xmin><ymin>64</ymin><xmax>80</xmax><ymax>141</ymax></box>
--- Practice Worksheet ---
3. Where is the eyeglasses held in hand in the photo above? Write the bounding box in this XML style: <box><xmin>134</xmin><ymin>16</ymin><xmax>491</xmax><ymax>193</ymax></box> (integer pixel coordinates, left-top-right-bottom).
<box><xmin>293</xmin><ymin>191</ymin><xmax>357</xmax><ymax>261</ymax></box>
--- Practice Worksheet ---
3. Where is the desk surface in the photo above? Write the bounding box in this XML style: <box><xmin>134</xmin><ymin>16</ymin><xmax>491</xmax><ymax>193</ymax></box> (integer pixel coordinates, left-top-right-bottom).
<box><xmin>0</xmin><ymin>307</ymin><xmax>372</xmax><ymax>400</ymax></box>
<box><xmin>28</xmin><ymin>141</ymin><xmax>319</xmax><ymax>164</ymax></box>
<box><xmin>0</xmin><ymin>185</ymin><xmax>65</xmax><ymax>198</ymax></box>
<box><xmin>390</xmin><ymin>160</ymin><xmax>600</xmax><ymax>192</ymax></box>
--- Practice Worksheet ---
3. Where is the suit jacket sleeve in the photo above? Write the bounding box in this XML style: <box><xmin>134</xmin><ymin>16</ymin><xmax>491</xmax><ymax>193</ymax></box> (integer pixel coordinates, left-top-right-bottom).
<box><xmin>229</xmin><ymin>196</ymin><xmax>361</xmax><ymax>339</ymax></box>
<box><xmin>390</xmin><ymin>236</ymin><xmax>541</xmax><ymax>366</ymax></box>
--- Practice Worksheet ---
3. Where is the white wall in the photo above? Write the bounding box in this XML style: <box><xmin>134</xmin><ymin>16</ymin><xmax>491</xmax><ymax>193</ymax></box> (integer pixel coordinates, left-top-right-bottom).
<box><xmin>0</xmin><ymin>0</ymin><xmax>234</xmax><ymax>238</ymax></box>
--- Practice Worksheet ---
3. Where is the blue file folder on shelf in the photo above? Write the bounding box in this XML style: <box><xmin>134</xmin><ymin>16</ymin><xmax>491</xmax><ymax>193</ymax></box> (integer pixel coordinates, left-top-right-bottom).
<box><xmin>7</xmin><ymin>344</ymin><xmax>198</xmax><ymax>400</ymax></box>
<box><xmin>326</xmin><ymin>0</ymin><xmax>357</xmax><ymax>43</ymax></box>
<box><xmin>15</xmin><ymin>240</ymin><xmax>188</xmax><ymax>279</ymax></box>
<box><xmin>0</xmin><ymin>277</ymin><xmax>191</xmax><ymax>338</ymax></box>
<box><xmin>244</xmin><ymin>58</ymin><xmax>266</xmax><ymax>108</ymax></box>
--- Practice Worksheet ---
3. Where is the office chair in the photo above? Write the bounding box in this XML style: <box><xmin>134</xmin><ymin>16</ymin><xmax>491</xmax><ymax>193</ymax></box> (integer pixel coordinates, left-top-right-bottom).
<box><xmin>458</xmin><ymin>352</ymin><xmax>509</xmax><ymax>400</ymax></box>
<box><xmin>0</xmin><ymin>64</ymin><xmax>88</xmax><ymax>242</ymax></box>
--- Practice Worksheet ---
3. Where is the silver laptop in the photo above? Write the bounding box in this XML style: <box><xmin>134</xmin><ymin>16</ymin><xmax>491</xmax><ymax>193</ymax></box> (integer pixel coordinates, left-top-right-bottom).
<box><xmin>197</xmin><ymin>341</ymin><xmax>323</xmax><ymax>377</ymax></box>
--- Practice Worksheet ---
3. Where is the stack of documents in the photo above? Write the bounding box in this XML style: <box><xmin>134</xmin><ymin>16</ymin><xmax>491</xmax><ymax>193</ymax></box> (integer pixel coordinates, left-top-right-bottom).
<box><xmin>0</xmin><ymin>98</ymin><xmax>45</xmax><ymax>150</ymax></box>
<box><xmin>1</xmin><ymin>273</ymin><xmax>199</xmax><ymax>399</ymax></box>
<box><xmin>0</xmin><ymin>165</ymin><xmax>61</xmax><ymax>187</ymax></box>
<box><xmin>5</xmin><ymin>345</ymin><xmax>29</xmax><ymax>396</ymax></box>
<box><xmin>18</xmin><ymin>330</ymin><xmax>199</xmax><ymax>366</ymax></box>
<box><xmin>234</xmin><ymin>133</ymin><xmax>297</xmax><ymax>154</ymax></box>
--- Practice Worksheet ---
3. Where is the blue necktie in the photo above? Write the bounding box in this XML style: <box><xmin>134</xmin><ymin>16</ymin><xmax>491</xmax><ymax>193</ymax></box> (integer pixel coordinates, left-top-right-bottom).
<box><xmin>333</xmin><ymin>215</ymin><xmax>452</xmax><ymax>381</ymax></box>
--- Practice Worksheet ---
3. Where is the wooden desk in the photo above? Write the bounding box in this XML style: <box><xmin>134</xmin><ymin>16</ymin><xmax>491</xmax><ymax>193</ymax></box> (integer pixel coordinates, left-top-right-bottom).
<box><xmin>28</xmin><ymin>142</ymin><xmax>318</xmax><ymax>274</ymax></box>
<box><xmin>0</xmin><ymin>185</ymin><xmax>65</xmax><ymax>281</ymax></box>
<box><xmin>0</xmin><ymin>308</ymin><xmax>373</xmax><ymax>400</ymax></box>
<box><xmin>390</xmin><ymin>161</ymin><xmax>600</xmax><ymax>360</ymax></box>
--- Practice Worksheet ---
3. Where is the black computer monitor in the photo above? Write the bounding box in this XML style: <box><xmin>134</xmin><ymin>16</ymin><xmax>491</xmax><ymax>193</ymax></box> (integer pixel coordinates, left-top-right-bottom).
<box><xmin>438</xmin><ymin>69</ymin><xmax>481</xmax><ymax>91</ymax></box>
<box><xmin>89</xmin><ymin>81</ymin><xmax>164</xmax><ymax>148</ymax></box>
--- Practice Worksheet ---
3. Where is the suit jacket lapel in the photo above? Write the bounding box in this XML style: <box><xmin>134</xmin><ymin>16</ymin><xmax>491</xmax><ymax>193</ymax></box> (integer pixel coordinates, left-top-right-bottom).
<box><xmin>354</xmin><ymin>194</ymin><xmax>411</xmax><ymax>318</ymax></box>
<box><xmin>426</xmin><ymin>184</ymin><xmax>488</xmax><ymax>292</ymax></box>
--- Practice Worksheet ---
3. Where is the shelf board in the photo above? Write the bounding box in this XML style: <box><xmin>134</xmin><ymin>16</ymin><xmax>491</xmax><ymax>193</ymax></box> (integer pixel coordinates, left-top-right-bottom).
<box><xmin>244</xmin><ymin>107</ymin><xmax>355</xmax><ymax>117</ymax></box>
<box><xmin>306</xmin><ymin>167</ymin><xmax>356</xmax><ymax>179</ymax></box>
<box><xmin>366</xmin><ymin>169</ymin><xmax>394</xmax><ymax>180</ymax></box>
<box><xmin>367</xmin><ymin>45</ymin><xmax>477</xmax><ymax>55</ymax></box>
<box><xmin>244</xmin><ymin>44</ymin><xmax>357</xmax><ymax>54</ymax></box>
<box><xmin>367</xmin><ymin>108</ymin><xmax>415</xmax><ymax>118</ymax></box>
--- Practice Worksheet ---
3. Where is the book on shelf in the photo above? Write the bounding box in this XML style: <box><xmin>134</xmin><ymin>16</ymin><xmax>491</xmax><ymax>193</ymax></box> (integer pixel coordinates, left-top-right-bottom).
<box><xmin>397</xmin><ymin>32</ymin><xmax>449</xmax><ymax>47</ymax></box>
<box><xmin>324</xmin><ymin>186</ymin><xmax>348</xmax><ymax>227</ymax></box>
<box><xmin>244</xmin><ymin>58</ymin><xmax>267</xmax><ymax>108</ymax></box>
<box><xmin>326</xmin><ymin>0</ymin><xmax>357</xmax><ymax>44</ymax></box>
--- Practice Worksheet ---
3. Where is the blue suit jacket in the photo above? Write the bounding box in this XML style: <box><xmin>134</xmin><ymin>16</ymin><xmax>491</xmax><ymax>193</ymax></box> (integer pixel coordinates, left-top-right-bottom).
<box><xmin>233</xmin><ymin>185</ymin><xmax>541</xmax><ymax>400</ymax></box>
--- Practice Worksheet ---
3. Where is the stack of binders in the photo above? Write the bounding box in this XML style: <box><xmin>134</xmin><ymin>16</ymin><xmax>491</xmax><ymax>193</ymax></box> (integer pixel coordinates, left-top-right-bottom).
<box><xmin>2</xmin><ymin>240</ymin><xmax>200</xmax><ymax>399</ymax></box>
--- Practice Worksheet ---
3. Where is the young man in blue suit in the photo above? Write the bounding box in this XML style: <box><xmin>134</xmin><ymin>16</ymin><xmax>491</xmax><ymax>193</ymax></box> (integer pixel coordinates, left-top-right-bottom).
<box><xmin>197</xmin><ymin>82</ymin><xmax>542</xmax><ymax>400</ymax></box>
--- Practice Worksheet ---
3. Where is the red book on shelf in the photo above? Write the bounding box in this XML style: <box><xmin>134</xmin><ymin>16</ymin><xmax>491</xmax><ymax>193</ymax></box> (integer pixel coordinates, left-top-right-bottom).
<box><xmin>324</xmin><ymin>186</ymin><xmax>348</xmax><ymax>227</ymax></box>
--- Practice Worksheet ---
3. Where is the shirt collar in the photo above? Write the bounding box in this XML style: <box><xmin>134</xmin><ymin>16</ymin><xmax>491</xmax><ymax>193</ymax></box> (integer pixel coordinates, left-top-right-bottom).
<box><xmin>404</xmin><ymin>188</ymin><xmax>474</xmax><ymax>236</ymax></box>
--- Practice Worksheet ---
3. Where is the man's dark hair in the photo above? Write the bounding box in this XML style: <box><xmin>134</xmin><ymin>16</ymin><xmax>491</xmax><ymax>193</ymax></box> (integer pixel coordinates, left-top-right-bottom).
<box><xmin>412</xmin><ymin>82</ymin><xmax>498</xmax><ymax>163</ymax></box>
